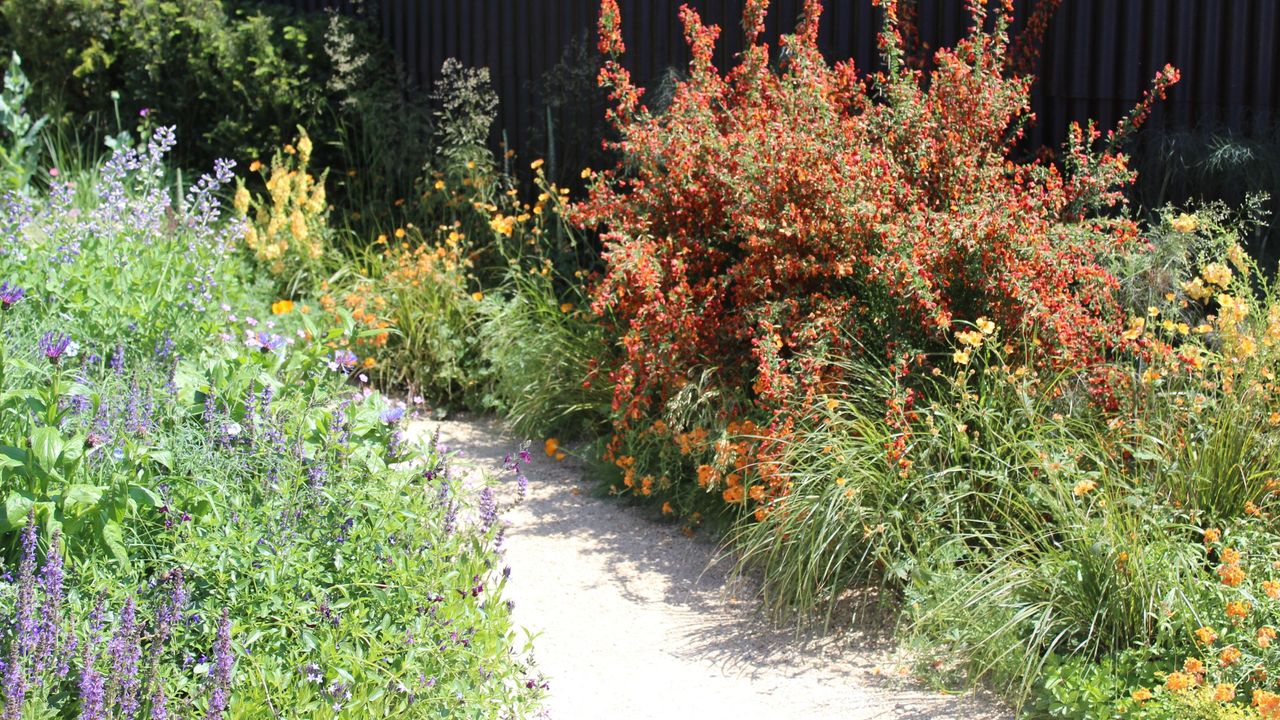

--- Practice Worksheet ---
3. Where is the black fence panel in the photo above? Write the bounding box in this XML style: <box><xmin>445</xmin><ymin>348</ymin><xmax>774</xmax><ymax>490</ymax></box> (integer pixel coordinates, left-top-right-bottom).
<box><xmin>268</xmin><ymin>0</ymin><xmax>1280</xmax><ymax>163</ymax></box>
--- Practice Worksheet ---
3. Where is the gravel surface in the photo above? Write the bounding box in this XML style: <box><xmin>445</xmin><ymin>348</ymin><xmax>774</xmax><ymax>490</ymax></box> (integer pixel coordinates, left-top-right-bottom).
<box><xmin>409</xmin><ymin>416</ymin><xmax>1010</xmax><ymax>720</ymax></box>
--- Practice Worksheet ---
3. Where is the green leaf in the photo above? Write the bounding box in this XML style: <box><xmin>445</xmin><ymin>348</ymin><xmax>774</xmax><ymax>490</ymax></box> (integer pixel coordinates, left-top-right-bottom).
<box><xmin>61</xmin><ymin>484</ymin><xmax>105</xmax><ymax>518</ymax></box>
<box><xmin>128</xmin><ymin>485</ymin><xmax>161</xmax><ymax>508</ymax></box>
<box><xmin>0</xmin><ymin>491</ymin><xmax>34</xmax><ymax>531</ymax></box>
<box><xmin>0</xmin><ymin>445</ymin><xmax>26</xmax><ymax>469</ymax></box>
<box><xmin>31</xmin><ymin>426</ymin><xmax>65</xmax><ymax>469</ymax></box>
<box><xmin>98</xmin><ymin>520</ymin><xmax>129</xmax><ymax>567</ymax></box>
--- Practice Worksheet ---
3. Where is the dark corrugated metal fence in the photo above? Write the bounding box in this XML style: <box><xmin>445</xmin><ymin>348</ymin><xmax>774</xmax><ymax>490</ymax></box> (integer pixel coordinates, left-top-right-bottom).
<box><xmin>272</xmin><ymin>0</ymin><xmax>1280</xmax><ymax>162</ymax></box>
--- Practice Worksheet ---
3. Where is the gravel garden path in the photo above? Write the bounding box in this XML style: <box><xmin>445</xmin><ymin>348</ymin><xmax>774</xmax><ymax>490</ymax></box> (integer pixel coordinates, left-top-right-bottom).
<box><xmin>409</xmin><ymin>416</ymin><xmax>1009</xmax><ymax>720</ymax></box>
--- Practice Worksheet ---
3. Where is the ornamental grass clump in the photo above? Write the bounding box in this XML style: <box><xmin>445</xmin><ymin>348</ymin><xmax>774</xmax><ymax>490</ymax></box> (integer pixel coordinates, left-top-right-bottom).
<box><xmin>576</xmin><ymin>0</ymin><xmax>1178</xmax><ymax>516</ymax></box>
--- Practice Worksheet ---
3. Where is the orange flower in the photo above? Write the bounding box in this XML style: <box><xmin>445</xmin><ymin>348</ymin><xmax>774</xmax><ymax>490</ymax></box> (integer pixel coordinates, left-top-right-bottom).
<box><xmin>544</xmin><ymin>438</ymin><xmax>559</xmax><ymax>456</ymax></box>
<box><xmin>1218</xmin><ymin>563</ymin><xmax>1247</xmax><ymax>587</ymax></box>
<box><xmin>748</xmin><ymin>484</ymin><xmax>765</xmax><ymax>502</ymax></box>
<box><xmin>1130</xmin><ymin>687</ymin><xmax>1153</xmax><ymax>702</ymax></box>
<box><xmin>1258</xmin><ymin>626</ymin><xmax>1276</xmax><ymax>649</ymax></box>
<box><xmin>271</xmin><ymin>299</ymin><xmax>295</xmax><ymax>315</ymax></box>
<box><xmin>1219</xmin><ymin>646</ymin><xmax>1242</xmax><ymax>667</ymax></box>
<box><xmin>722</xmin><ymin>485</ymin><xmax>745</xmax><ymax>503</ymax></box>
<box><xmin>1246</xmin><ymin>501</ymin><xmax>1262</xmax><ymax>517</ymax></box>
<box><xmin>1203</xmin><ymin>528</ymin><xmax>1221</xmax><ymax>544</ymax></box>
<box><xmin>1183</xmin><ymin>657</ymin><xmax>1206</xmax><ymax>675</ymax></box>
<box><xmin>696</xmin><ymin>464</ymin><xmax>718</xmax><ymax>488</ymax></box>
<box><xmin>555</xmin><ymin>451</ymin><xmax>566</xmax><ymax>461</ymax></box>
<box><xmin>1253</xmin><ymin>689</ymin><xmax>1280</xmax><ymax>717</ymax></box>
<box><xmin>1221</xmin><ymin>547</ymin><xmax>1243</xmax><ymax>565</ymax></box>
<box><xmin>661</xmin><ymin>501</ymin><xmax>673</xmax><ymax>515</ymax></box>
<box><xmin>1214</xmin><ymin>683</ymin><xmax>1236</xmax><ymax>702</ymax></box>
<box><xmin>1164</xmin><ymin>671</ymin><xmax>1195</xmax><ymax>692</ymax></box>
<box><xmin>1264</xmin><ymin>580</ymin><xmax>1280</xmax><ymax>600</ymax></box>
<box><xmin>1196</xmin><ymin>626</ymin><xmax>1219</xmax><ymax>645</ymax></box>
<box><xmin>1226</xmin><ymin>600</ymin><xmax>1252</xmax><ymax>622</ymax></box>
<box><xmin>249</xmin><ymin>159</ymin><xmax>262</xmax><ymax>172</ymax></box>
<box><xmin>1073</xmin><ymin>479</ymin><xmax>1097</xmax><ymax>497</ymax></box>
<box><xmin>362</xmin><ymin>357</ymin><xmax>376</xmax><ymax>369</ymax></box>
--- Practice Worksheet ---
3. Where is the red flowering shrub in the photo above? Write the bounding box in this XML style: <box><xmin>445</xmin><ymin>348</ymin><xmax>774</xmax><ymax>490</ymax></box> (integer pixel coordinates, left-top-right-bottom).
<box><xmin>576</xmin><ymin>0</ymin><xmax>1177</xmax><ymax>507</ymax></box>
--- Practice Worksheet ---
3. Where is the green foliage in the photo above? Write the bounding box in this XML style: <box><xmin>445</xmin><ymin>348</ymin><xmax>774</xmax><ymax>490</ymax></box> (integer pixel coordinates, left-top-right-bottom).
<box><xmin>0</xmin><ymin>132</ymin><xmax>544</xmax><ymax>716</ymax></box>
<box><xmin>0</xmin><ymin>52</ymin><xmax>47</xmax><ymax>192</ymax></box>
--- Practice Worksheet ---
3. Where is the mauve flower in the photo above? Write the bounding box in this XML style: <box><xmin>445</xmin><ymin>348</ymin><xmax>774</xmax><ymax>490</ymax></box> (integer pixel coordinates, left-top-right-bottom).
<box><xmin>207</xmin><ymin>609</ymin><xmax>233</xmax><ymax>718</ymax></box>
<box><xmin>380</xmin><ymin>406</ymin><xmax>405</xmax><ymax>425</ymax></box>
<box><xmin>478</xmin><ymin>487</ymin><xmax>498</xmax><ymax>531</ymax></box>
<box><xmin>78</xmin><ymin>650</ymin><xmax>105</xmax><ymax>720</ymax></box>
<box><xmin>39</xmin><ymin>332</ymin><xmax>71</xmax><ymax>364</ymax></box>
<box><xmin>108</xmin><ymin>596</ymin><xmax>141</xmax><ymax>716</ymax></box>
<box><xmin>329</xmin><ymin>349</ymin><xmax>358</xmax><ymax>373</ymax></box>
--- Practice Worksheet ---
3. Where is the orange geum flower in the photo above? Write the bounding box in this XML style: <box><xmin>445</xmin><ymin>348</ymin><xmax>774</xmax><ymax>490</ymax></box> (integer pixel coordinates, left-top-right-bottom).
<box><xmin>661</xmin><ymin>501</ymin><xmax>673</xmax><ymax>515</ymax></box>
<box><xmin>544</xmin><ymin>438</ymin><xmax>560</xmax><ymax>457</ymax></box>
<box><xmin>1214</xmin><ymin>684</ymin><xmax>1237</xmax><ymax>702</ymax></box>
<box><xmin>1196</xmin><ymin>626</ymin><xmax>1219</xmax><ymax>645</ymax></box>
<box><xmin>1219</xmin><ymin>646</ymin><xmax>1242</xmax><ymax>667</ymax></box>
<box><xmin>1258</xmin><ymin>626</ymin><xmax>1277</xmax><ymax>649</ymax></box>
<box><xmin>1221</xmin><ymin>547</ymin><xmax>1243</xmax><ymax>565</ymax></box>
<box><xmin>1073</xmin><ymin>479</ymin><xmax>1098</xmax><ymax>497</ymax></box>
<box><xmin>1226</xmin><ymin>600</ymin><xmax>1252</xmax><ymax>621</ymax></box>
<box><xmin>1264</xmin><ymin>580</ymin><xmax>1280</xmax><ymax>600</ymax></box>
<box><xmin>1130</xmin><ymin>687</ymin><xmax>1153</xmax><ymax>702</ymax></box>
<box><xmin>1183</xmin><ymin>657</ymin><xmax>1207</xmax><ymax>675</ymax></box>
<box><xmin>1218</xmin><ymin>564</ymin><xmax>1247</xmax><ymax>587</ymax></box>
<box><xmin>1164</xmin><ymin>671</ymin><xmax>1195</xmax><ymax>692</ymax></box>
<box><xmin>1203</xmin><ymin>528</ymin><xmax>1221</xmax><ymax>544</ymax></box>
<box><xmin>1253</xmin><ymin>689</ymin><xmax>1280</xmax><ymax>716</ymax></box>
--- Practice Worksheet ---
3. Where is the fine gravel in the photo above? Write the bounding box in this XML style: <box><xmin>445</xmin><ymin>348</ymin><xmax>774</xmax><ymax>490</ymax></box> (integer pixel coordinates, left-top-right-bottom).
<box><xmin>409</xmin><ymin>415</ymin><xmax>1010</xmax><ymax>720</ymax></box>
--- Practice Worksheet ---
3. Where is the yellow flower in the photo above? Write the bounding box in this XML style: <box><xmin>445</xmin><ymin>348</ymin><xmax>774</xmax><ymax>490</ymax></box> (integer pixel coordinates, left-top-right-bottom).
<box><xmin>1196</xmin><ymin>626</ymin><xmax>1219</xmax><ymax>645</ymax></box>
<box><xmin>1214</xmin><ymin>684</ymin><xmax>1236</xmax><ymax>702</ymax></box>
<box><xmin>1171</xmin><ymin>213</ymin><xmax>1199</xmax><ymax>233</ymax></box>
<box><xmin>1202</xmin><ymin>262</ymin><xmax>1234</xmax><ymax>289</ymax></box>
<box><xmin>249</xmin><ymin>159</ymin><xmax>262</xmax><ymax>173</ymax></box>
<box><xmin>394</xmin><ymin>228</ymin><xmax>406</xmax><ymax>239</ymax></box>
<box><xmin>530</xmin><ymin>158</ymin><xmax>544</xmax><ymax>170</ymax></box>
<box><xmin>975</xmin><ymin>316</ymin><xmax>996</xmax><ymax>335</ymax></box>
<box><xmin>956</xmin><ymin>329</ymin><xmax>983</xmax><ymax>348</ymax></box>
<box><xmin>1227</xmin><ymin>244</ymin><xmax>1249</xmax><ymax>273</ymax></box>
<box><xmin>271</xmin><ymin>300</ymin><xmax>295</xmax><ymax>315</ymax></box>
<box><xmin>434</xmin><ymin>180</ymin><xmax>446</xmax><ymax>190</ymax></box>
<box><xmin>1183</xmin><ymin>277</ymin><xmax>1212</xmax><ymax>302</ymax></box>
<box><xmin>952</xmin><ymin>349</ymin><xmax>971</xmax><ymax>365</ymax></box>
<box><xmin>581</xmin><ymin>167</ymin><xmax>593</xmax><ymax>179</ymax></box>
<box><xmin>471</xmin><ymin>292</ymin><xmax>484</xmax><ymax>302</ymax></box>
<box><xmin>232</xmin><ymin>185</ymin><xmax>251</xmax><ymax>216</ymax></box>
<box><xmin>1121</xmin><ymin>317</ymin><xmax>1146</xmax><ymax>341</ymax></box>
<box><xmin>1130</xmin><ymin>688</ymin><xmax>1153</xmax><ymax>702</ymax></box>
<box><xmin>297</xmin><ymin>134</ymin><xmax>313</xmax><ymax>162</ymax></box>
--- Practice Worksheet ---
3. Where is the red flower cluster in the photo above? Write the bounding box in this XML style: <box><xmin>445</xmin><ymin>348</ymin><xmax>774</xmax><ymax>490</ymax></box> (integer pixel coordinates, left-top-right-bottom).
<box><xmin>577</xmin><ymin>0</ymin><xmax>1176</xmax><ymax>467</ymax></box>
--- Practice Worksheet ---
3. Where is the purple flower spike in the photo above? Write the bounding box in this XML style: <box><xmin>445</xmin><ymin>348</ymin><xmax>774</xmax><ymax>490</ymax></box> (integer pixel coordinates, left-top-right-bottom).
<box><xmin>0</xmin><ymin>281</ymin><xmax>24</xmax><ymax>309</ymax></box>
<box><xmin>39</xmin><ymin>332</ymin><xmax>71</xmax><ymax>364</ymax></box>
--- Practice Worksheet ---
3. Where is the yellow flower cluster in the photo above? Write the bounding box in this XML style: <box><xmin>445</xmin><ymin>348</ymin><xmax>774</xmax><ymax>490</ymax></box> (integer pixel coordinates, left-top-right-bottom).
<box><xmin>235</xmin><ymin>130</ymin><xmax>329</xmax><ymax>277</ymax></box>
